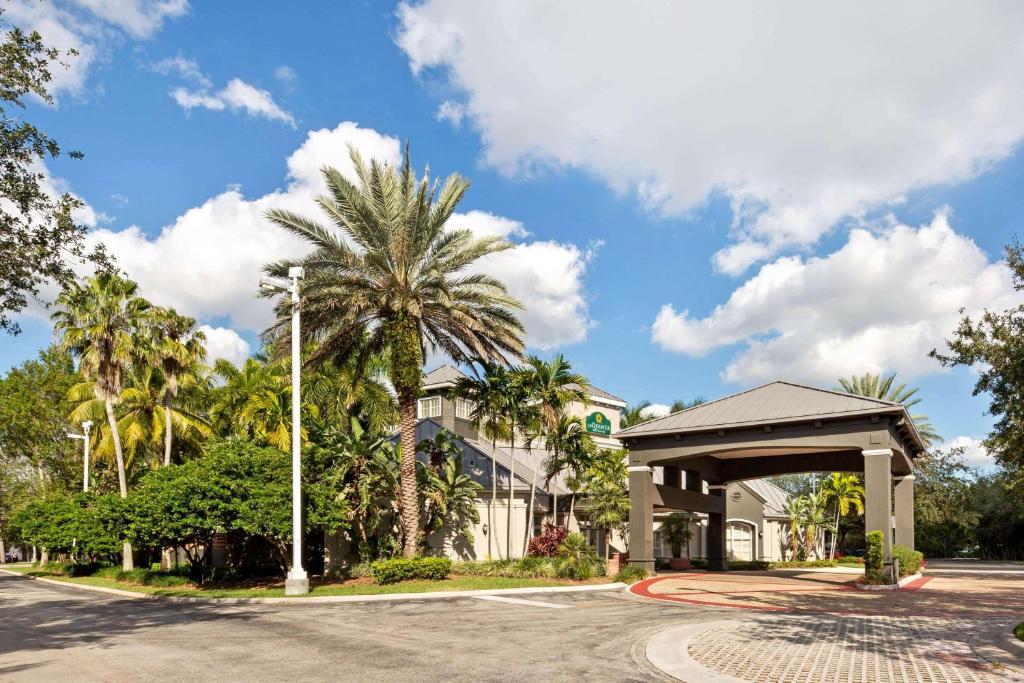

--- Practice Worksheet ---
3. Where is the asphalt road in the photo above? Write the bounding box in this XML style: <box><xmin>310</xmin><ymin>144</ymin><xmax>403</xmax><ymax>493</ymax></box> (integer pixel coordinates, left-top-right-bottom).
<box><xmin>0</xmin><ymin>574</ymin><xmax>715</xmax><ymax>682</ymax></box>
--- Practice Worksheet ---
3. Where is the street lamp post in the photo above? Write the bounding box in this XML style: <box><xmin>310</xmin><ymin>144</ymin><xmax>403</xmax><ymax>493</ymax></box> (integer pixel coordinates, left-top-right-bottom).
<box><xmin>67</xmin><ymin>420</ymin><xmax>93</xmax><ymax>492</ymax></box>
<box><xmin>260</xmin><ymin>266</ymin><xmax>308</xmax><ymax>595</ymax></box>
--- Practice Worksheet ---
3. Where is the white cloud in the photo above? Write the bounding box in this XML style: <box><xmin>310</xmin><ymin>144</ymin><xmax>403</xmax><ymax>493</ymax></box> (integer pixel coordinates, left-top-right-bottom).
<box><xmin>396</xmin><ymin>1</ymin><xmax>1024</xmax><ymax>273</ymax></box>
<box><xmin>642</xmin><ymin>403</ymin><xmax>671</xmax><ymax>419</ymax></box>
<box><xmin>942</xmin><ymin>435</ymin><xmax>995</xmax><ymax>470</ymax></box>
<box><xmin>436</xmin><ymin>100</ymin><xmax>466</xmax><ymax>128</ymax></box>
<box><xmin>197</xmin><ymin>325</ymin><xmax>251</xmax><ymax>367</ymax></box>
<box><xmin>149</xmin><ymin>54</ymin><xmax>210</xmax><ymax>88</ymax></box>
<box><xmin>651</xmin><ymin>213</ymin><xmax>1022</xmax><ymax>385</ymax></box>
<box><xmin>81</xmin><ymin>121</ymin><xmax>593</xmax><ymax>349</ymax></box>
<box><xmin>273</xmin><ymin>65</ymin><xmax>298</xmax><ymax>87</ymax></box>
<box><xmin>69</xmin><ymin>0</ymin><xmax>188</xmax><ymax>38</ymax></box>
<box><xmin>5</xmin><ymin>0</ymin><xmax>186</xmax><ymax>99</ymax></box>
<box><xmin>171</xmin><ymin>78</ymin><xmax>296</xmax><ymax>127</ymax></box>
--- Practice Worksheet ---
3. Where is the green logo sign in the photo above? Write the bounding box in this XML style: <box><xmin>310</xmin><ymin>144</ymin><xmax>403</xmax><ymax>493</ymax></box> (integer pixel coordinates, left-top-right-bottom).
<box><xmin>586</xmin><ymin>411</ymin><xmax>611</xmax><ymax>436</ymax></box>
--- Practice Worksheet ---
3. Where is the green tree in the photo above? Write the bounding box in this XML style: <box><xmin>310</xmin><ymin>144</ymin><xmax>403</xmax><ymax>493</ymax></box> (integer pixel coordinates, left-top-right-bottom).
<box><xmin>821</xmin><ymin>473</ymin><xmax>864</xmax><ymax>559</ymax></box>
<box><xmin>835</xmin><ymin>372</ymin><xmax>939</xmax><ymax>447</ymax></box>
<box><xmin>913</xmin><ymin>447</ymin><xmax>979</xmax><ymax>557</ymax></box>
<box><xmin>451</xmin><ymin>361</ymin><xmax>512</xmax><ymax>559</ymax></box>
<box><xmin>0</xmin><ymin>9</ymin><xmax>110</xmax><ymax>334</ymax></box>
<box><xmin>584</xmin><ymin>478</ymin><xmax>629</xmax><ymax>560</ymax></box>
<box><xmin>543</xmin><ymin>415</ymin><xmax>596</xmax><ymax>526</ymax></box>
<box><xmin>931</xmin><ymin>241</ymin><xmax>1024</xmax><ymax>479</ymax></box>
<box><xmin>263</xmin><ymin>147</ymin><xmax>524</xmax><ymax>557</ymax></box>
<box><xmin>52</xmin><ymin>272</ymin><xmax>150</xmax><ymax>570</ymax></box>
<box><xmin>659</xmin><ymin>512</ymin><xmax>693</xmax><ymax>559</ymax></box>
<box><xmin>521</xmin><ymin>354</ymin><xmax>588</xmax><ymax>542</ymax></box>
<box><xmin>420</xmin><ymin>454</ymin><xmax>482</xmax><ymax>557</ymax></box>
<box><xmin>149</xmin><ymin>308</ymin><xmax>207</xmax><ymax>466</ymax></box>
<box><xmin>783</xmin><ymin>496</ymin><xmax>808</xmax><ymax>560</ymax></box>
<box><xmin>669</xmin><ymin>397</ymin><xmax>706</xmax><ymax>413</ymax></box>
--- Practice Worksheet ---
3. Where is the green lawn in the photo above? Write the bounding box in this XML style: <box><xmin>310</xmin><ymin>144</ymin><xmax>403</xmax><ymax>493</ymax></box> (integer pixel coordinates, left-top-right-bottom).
<box><xmin>2</xmin><ymin>565</ymin><xmax>610</xmax><ymax>598</ymax></box>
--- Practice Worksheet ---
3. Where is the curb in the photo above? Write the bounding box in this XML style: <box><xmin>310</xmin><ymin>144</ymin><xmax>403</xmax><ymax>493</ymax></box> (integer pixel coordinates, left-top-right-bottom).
<box><xmin>0</xmin><ymin>569</ymin><xmax>625</xmax><ymax>605</ymax></box>
<box><xmin>854</xmin><ymin>572</ymin><xmax>923</xmax><ymax>591</ymax></box>
<box><xmin>645</xmin><ymin>620</ymin><xmax>747</xmax><ymax>682</ymax></box>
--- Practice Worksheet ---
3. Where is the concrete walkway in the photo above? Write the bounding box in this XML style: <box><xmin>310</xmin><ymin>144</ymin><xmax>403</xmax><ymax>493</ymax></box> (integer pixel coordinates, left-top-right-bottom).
<box><xmin>641</xmin><ymin>561</ymin><xmax>1024</xmax><ymax>682</ymax></box>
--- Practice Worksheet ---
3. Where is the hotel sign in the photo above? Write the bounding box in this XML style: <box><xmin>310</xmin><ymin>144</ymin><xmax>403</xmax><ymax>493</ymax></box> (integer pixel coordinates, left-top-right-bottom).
<box><xmin>586</xmin><ymin>411</ymin><xmax>612</xmax><ymax>436</ymax></box>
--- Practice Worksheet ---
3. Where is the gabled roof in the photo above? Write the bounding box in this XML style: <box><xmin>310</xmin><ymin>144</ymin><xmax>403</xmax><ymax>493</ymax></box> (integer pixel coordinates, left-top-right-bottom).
<box><xmin>740</xmin><ymin>479</ymin><xmax>791</xmax><ymax>518</ymax></box>
<box><xmin>569</xmin><ymin>382</ymin><xmax>626</xmax><ymax>405</ymax></box>
<box><xmin>619</xmin><ymin>380</ymin><xmax>919</xmax><ymax>444</ymax></box>
<box><xmin>422</xmin><ymin>365</ymin><xmax>466</xmax><ymax>388</ymax></box>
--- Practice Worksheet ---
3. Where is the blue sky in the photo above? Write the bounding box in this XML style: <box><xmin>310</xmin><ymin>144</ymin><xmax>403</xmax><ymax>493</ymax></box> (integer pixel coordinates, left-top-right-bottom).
<box><xmin>3</xmin><ymin>1</ymin><xmax>1024</xmax><ymax>469</ymax></box>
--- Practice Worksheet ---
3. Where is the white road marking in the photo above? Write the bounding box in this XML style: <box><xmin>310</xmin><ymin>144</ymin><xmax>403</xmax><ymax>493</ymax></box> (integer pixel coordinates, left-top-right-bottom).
<box><xmin>473</xmin><ymin>595</ymin><xmax>571</xmax><ymax>609</ymax></box>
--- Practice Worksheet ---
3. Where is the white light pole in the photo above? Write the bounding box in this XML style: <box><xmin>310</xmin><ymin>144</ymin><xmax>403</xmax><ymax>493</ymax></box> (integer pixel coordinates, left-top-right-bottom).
<box><xmin>67</xmin><ymin>420</ymin><xmax>93</xmax><ymax>492</ymax></box>
<box><xmin>260</xmin><ymin>267</ymin><xmax>308</xmax><ymax>595</ymax></box>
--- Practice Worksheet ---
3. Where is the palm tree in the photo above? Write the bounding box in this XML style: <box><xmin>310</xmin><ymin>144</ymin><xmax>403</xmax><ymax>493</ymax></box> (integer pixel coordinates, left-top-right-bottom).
<box><xmin>801</xmin><ymin>490</ymin><xmax>832</xmax><ymax>559</ymax></box>
<box><xmin>783</xmin><ymin>496</ymin><xmax>807</xmax><ymax>560</ymax></box>
<box><xmin>262</xmin><ymin>146</ymin><xmax>524</xmax><ymax>558</ymax></box>
<box><xmin>304</xmin><ymin>354</ymin><xmax>397</xmax><ymax>435</ymax></box>
<box><xmin>669</xmin><ymin>397</ymin><xmax>706</xmax><ymax>413</ymax></box>
<box><xmin>544</xmin><ymin>415</ymin><xmax>597</xmax><ymax>527</ymax></box>
<box><xmin>835</xmin><ymin>372</ymin><xmax>939</xmax><ymax>447</ymax></box>
<box><xmin>584</xmin><ymin>478</ymin><xmax>629</xmax><ymax>560</ymax></box>
<box><xmin>503</xmin><ymin>370</ymin><xmax>534</xmax><ymax>559</ymax></box>
<box><xmin>821</xmin><ymin>473</ymin><xmax>864</xmax><ymax>559</ymax></box>
<box><xmin>52</xmin><ymin>272</ymin><xmax>150</xmax><ymax>570</ymax></box>
<box><xmin>149</xmin><ymin>307</ymin><xmax>206</xmax><ymax>466</ymax></box>
<box><xmin>520</xmin><ymin>354</ymin><xmax>588</xmax><ymax>550</ymax></box>
<box><xmin>620</xmin><ymin>401</ymin><xmax>654</xmax><ymax>429</ymax></box>
<box><xmin>69</xmin><ymin>366</ymin><xmax>211</xmax><ymax>471</ymax></box>
<box><xmin>452</xmin><ymin>361</ymin><xmax>513</xmax><ymax>559</ymax></box>
<box><xmin>421</xmin><ymin>454</ymin><xmax>483</xmax><ymax>557</ymax></box>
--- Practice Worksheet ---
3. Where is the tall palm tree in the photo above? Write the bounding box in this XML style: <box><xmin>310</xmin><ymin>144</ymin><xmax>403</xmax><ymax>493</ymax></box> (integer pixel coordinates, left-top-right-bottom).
<box><xmin>620</xmin><ymin>401</ymin><xmax>654</xmax><ymax>429</ymax></box>
<box><xmin>149</xmin><ymin>307</ymin><xmax>207</xmax><ymax>466</ymax></box>
<box><xmin>263</xmin><ymin>146</ymin><xmax>524</xmax><ymax>557</ymax></box>
<box><xmin>503</xmin><ymin>370</ymin><xmax>534</xmax><ymax>559</ymax></box>
<box><xmin>69</xmin><ymin>366</ymin><xmax>212</xmax><ymax>472</ymax></box>
<box><xmin>835</xmin><ymin>372</ymin><xmax>939</xmax><ymax>447</ymax></box>
<box><xmin>52</xmin><ymin>272</ymin><xmax>150</xmax><ymax>570</ymax></box>
<box><xmin>520</xmin><ymin>354</ymin><xmax>588</xmax><ymax>549</ymax></box>
<box><xmin>801</xmin><ymin>491</ymin><xmax>832</xmax><ymax>559</ymax></box>
<box><xmin>304</xmin><ymin>354</ymin><xmax>397</xmax><ymax>435</ymax></box>
<box><xmin>451</xmin><ymin>361</ymin><xmax>512</xmax><ymax>559</ymax></box>
<box><xmin>669</xmin><ymin>397</ymin><xmax>706</xmax><ymax>413</ymax></box>
<box><xmin>584</xmin><ymin>478</ymin><xmax>629</xmax><ymax>560</ymax></box>
<box><xmin>821</xmin><ymin>473</ymin><xmax>864</xmax><ymax>559</ymax></box>
<box><xmin>783</xmin><ymin>496</ymin><xmax>807</xmax><ymax>560</ymax></box>
<box><xmin>544</xmin><ymin>415</ymin><xmax>596</xmax><ymax>527</ymax></box>
<box><xmin>420</xmin><ymin>454</ymin><xmax>483</xmax><ymax>557</ymax></box>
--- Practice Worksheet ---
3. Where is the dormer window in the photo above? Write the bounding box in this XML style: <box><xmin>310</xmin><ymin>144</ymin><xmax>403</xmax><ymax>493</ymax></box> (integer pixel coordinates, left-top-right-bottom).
<box><xmin>455</xmin><ymin>398</ymin><xmax>474</xmax><ymax>419</ymax></box>
<box><xmin>417</xmin><ymin>396</ymin><xmax>442</xmax><ymax>419</ymax></box>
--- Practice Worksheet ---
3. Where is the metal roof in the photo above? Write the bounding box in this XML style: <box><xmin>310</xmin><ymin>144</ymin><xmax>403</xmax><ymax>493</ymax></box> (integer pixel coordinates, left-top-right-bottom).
<box><xmin>618</xmin><ymin>380</ymin><xmax>917</xmax><ymax>440</ymax></box>
<box><xmin>422</xmin><ymin>365</ymin><xmax>466</xmax><ymax>388</ymax></box>
<box><xmin>740</xmin><ymin>478</ymin><xmax>791</xmax><ymax>518</ymax></box>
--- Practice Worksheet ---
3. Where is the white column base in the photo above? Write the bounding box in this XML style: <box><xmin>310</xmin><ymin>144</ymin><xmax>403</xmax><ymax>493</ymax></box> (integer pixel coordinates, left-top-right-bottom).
<box><xmin>285</xmin><ymin>567</ymin><xmax>309</xmax><ymax>595</ymax></box>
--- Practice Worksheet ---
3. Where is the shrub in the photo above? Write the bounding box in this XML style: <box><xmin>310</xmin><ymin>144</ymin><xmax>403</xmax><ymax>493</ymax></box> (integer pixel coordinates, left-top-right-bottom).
<box><xmin>554</xmin><ymin>532</ymin><xmax>605</xmax><ymax>580</ymax></box>
<box><xmin>769</xmin><ymin>559</ymin><xmax>837</xmax><ymax>569</ymax></box>
<box><xmin>865</xmin><ymin>530</ymin><xmax>885</xmax><ymax>584</ymax></box>
<box><xmin>837</xmin><ymin>555</ymin><xmax>864</xmax><ymax>564</ymax></box>
<box><xmin>689</xmin><ymin>559</ymin><xmax>708</xmax><ymax>569</ymax></box>
<box><xmin>451</xmin><ymin>558</ymin><xmax>558</xmax><ymax>579</ymax></box>
<box><xmin>370</xmin><ymin>557</ymin><xmax>452</xmax><ymax>584</ymax></box>
<box><xmin>527</xmin><ymin>524</ymin><xmax>569</xmax><ymax>557</ymax></box>
<box><xmin>117</xmin><ymin>568</ymin><xmax>190</xmax><ymax>587</ymax></box>
<box><xmin>614</xmin><ymin>565</ymin><xmax>649</xmax><ymax>584</ymax></box>
<box><xmin>726</xmin><ymin>560</ymin><xmax>769</xmax><ymax>571</ymax></box>
<box><xmin>892</xmin><ymin>544</ymin><xmax>923</xmax><ymax>577</ymax></box>
<box><xmin>659</xmin><ymin>513</ymin><xmax>692</xmax><ymax>558</ymax></box>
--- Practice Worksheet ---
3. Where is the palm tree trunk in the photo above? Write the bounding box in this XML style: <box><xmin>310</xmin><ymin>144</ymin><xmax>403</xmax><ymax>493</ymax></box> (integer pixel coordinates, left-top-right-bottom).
<box><xmin>507</xmin><ymin>419</ymin><xmax>516</xmax><ymax>560</ymax></box>
<box><xmin>490</xmin><ymin>437</ymin><xmax>497</xmax><ymax>560</ymax></box>
<box><xmin>398</xmin><ymin>393</ymin><xmax>419</xmax><ymax>558</ymax></box>
<box><xmin>552</xmin><ymin>492</ymin><xmax>557</xmax><ymax>527</ymax></box>
<box><xmin>163</xmin><ymin>393</ymin><xmax>173</xmax><ymax>467</ymax></box>
<box><xmin>568</xmin><ymin>492</ymin><xmax>575</xmax><ymax>531</ymax></box>
<box><xmin>525</xmin><ymin>466</ymin><xmax>537</xmax><ymax>555</ymax></box>
<box><xmin>105</xmin><ymin>397</ymin><xmax>133</xmax><ymax>571</ymax></box>
<box><xmin>831</xmin><ymin>509</ymin><xmax>840</xmax><ymax>560</ymax></box>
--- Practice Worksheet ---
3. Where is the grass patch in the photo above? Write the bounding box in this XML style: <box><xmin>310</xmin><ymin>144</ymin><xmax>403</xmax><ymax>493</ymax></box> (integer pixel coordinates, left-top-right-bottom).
<box><xmin>2</xmin><ymin>564</ymin><xmax>611</xmax><ymax>598</ymax></box>
<box><xmin>1015</xmin><ymin>623</ymin><xmax>1024</xmax><ymax>642</ymax></box>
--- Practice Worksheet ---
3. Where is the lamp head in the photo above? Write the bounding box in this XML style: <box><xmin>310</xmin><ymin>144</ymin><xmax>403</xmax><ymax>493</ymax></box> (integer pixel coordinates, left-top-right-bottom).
<box><xmin>259</xmin><ymin>276</ymin><xmax>286</xmax><ymax>293</ymax></box>
<box><xmin>83</xmin><ymin>420</ymin><xmax>93</xmax><ymax>431</ymax></box>
<box><xmin>288</xmin><ymin>266</ymin><xmax>304</xmax><ymax>279</ymax></box>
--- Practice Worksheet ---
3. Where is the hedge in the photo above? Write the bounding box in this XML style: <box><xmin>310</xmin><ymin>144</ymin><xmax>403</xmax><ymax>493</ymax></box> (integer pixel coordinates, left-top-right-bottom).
<box><xmin>370</xmin><ymin>557</ymin><xmax>452</xmax><ymax>584</ymax></box>
<box><xmin>769</xmin><ymin>559</ymin><xmax>837</xmax><ymax>569</ymax></box>
<box><xmin>865</xmin><ymin>530</ymin><xmax>885</xmax><ymax>584</ymax></box>
<box><xmin>892</xmin><ymin>544</ymin><xmax>923</xmax><ymax>577</ymax></box>
<box><xmin>614</xmin><ymin>565</ymin><xmax>649</xmax><ymax>584</ymax></box>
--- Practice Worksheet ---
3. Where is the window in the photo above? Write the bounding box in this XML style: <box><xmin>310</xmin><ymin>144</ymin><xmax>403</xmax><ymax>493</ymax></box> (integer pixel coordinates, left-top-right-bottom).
<box><xmin>455</xmin><ymin>398</ymin><xmax>474</xmax><ymax>419</ymax></box>
<box><xmin>417</xmin><ymin>397</ymin><xmax>441</xmax><ymax>419</ymax></box>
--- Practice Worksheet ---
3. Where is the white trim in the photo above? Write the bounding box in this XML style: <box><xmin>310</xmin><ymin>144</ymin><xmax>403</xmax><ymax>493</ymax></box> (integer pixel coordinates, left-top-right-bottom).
<box><xmin>591</xmin><ymin>395</ymin><xmax>627</xmax><ymax>409</ymax></box>
<box><xmin>707</xmin><ymin>484</ymin><xmax>727</xmax><ymax>490</ymax></box>
<box><xmin>421</xmin><ymin>381</ymin><xmax>456</xmax><ymax>391</ymax></box>
<box><xmin>861</xmin><ymin>448</ymin><xmax>893</xmax><ymax>457</ymax></box>
<box><xmin>894</xmin><ymin>474</ymin><xmax>916</xmax><ymax>482</ymax></box>
<box><xmin>627</xmin><ymin>465</ymin><xmax>652</xmax><ymax>473</ymax></box>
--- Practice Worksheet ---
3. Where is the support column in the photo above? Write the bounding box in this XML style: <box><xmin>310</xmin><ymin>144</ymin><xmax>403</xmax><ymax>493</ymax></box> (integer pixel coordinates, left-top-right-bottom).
<box><xmin>627</xmin><ymin>465</ymin><xmax>655</xmax><ymax>574</ymax></box>
<box><xmin>863</xmin><ymin>449</ymin><xmax>894</xmax><ymax>571</ymax></box>
<box><xmin>894</xmin><ymin>474</ymin><xmax>915</xmax><ymax>551</ymax></box>
<box><xmin>707</xmin><ymin>484</ymin><xmax>728</xmax><ymax>571</ymax></box>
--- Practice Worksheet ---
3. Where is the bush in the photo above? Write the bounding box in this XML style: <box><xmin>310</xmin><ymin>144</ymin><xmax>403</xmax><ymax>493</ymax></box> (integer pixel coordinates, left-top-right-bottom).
<box><xmin>452</xmin><ymin>558</ymin><xmax>557</xmax><ymax>579</ymax></box>
<box><xmin>726</xmin><ymin>560</ymin><xmax>769</xmax><ymax>571</ymax></box>
<box><xmin>892</xmin><ymin>544</ymin><xmax>923</xmax><ymax>577</ymax></box>
<box><xmin>837</xmin><ymin>555</ymin><xmax>864</xmax><ymax>564</ymax></box>
<box><xmin>614</xmin><ymin>565</ymin><xmax>649</xmax><ymax>584</ymax></box>
<box><xmin>689</xmin><ymin>558</ymin><xmax>708</xmax><ymax>569</ymax></box>
<box><xmin>370</xmin><ymin>557</ymin><xmax>452</xmax><ymax>584</ymax></box>
<box><xmin>865</xmin><ymin>530</ymin><xmax>885</xmax><ymax>584</ymax></box>
<box><xmin>527</xmin><ymin>524</ymin><xmax>569</xmax><ymax>557</ymax></box>
<box><xmin>554</xmin><ymin>532</ymin><xmax>605</xmax><ymax>580</ymax></box>
<box><xmin>117</xmin><ymin>568</ymin><xmax>191</xmax><ymax>587</ymax></box>
<box><xmin>769</xmin><ymin>559</ymin><xmax>837</xmax><ymax>569</ymax></box>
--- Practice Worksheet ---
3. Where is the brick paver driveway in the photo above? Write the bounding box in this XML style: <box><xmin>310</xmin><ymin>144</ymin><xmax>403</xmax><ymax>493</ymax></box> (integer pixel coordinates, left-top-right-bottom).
<box><xmin>637</xmin><ymin>560</ymin><xmax>1024</xmax><ymax>682</ymax></box>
